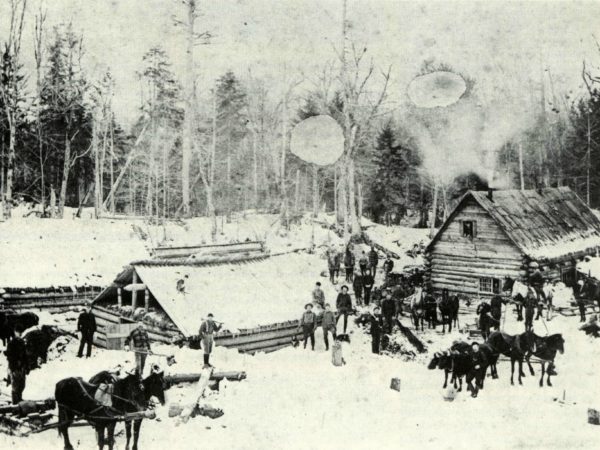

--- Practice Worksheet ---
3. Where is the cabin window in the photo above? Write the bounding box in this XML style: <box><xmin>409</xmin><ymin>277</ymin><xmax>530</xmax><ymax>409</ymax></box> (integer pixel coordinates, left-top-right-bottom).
<box><xmin>462</xmin><ymin>220</ymin><xmax>476</xmax><ymax>239</ymax></box>
<box><xmin>479</xmin><ymin>277</ymin><xmax>500</xmax><ymax>294</ymax></box>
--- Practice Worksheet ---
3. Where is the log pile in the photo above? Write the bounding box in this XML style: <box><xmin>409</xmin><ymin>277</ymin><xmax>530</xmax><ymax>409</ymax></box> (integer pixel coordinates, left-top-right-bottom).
<box><xmin>0</xmin><ymin>399</ymin><xmax>56</xmax><ymax>437</ymax></box>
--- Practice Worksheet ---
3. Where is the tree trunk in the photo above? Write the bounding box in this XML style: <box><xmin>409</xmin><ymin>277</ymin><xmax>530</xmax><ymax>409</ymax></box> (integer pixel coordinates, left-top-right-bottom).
<box><xmin>279</xmin><ymin>98</ymin><xmax>288</xmax><ymax>221</ymax></box>
<box><xmin>294</xmin><ymin>169</ymin><xmax>300</xmax><ymax>213</ymax></box>
<box><xmin>357</xmin><ymin>180</ymin><xmax>363</xmax><ymax>220</ymax></box>
<box><xmin>93</xmin><ymin>112</ymin><xmax>100</xmax><ymax>218</ymax></box>
<box><xmin>50</xmin><ymin>186</ymin><xmax>56</xmax><ymax>218</ymax></box>
<box><xmin>253</xmin><ymin>132</ymin><xmax>258</xmax><ymax>209</ymax></box>
<box><xmin>518</xmin><ymin>141</ymin><xmax>525</xmax><ymax>191</ymax></box>
<box><xmin>181</xmin><ymin>0</ymin><xmax>196</xmax><ymax>218</ymax></box>
<box><xmin>312</xmin><ymin>165</ymin><xmax>318</xmax><ymax>218</ymax></box>
<box><xmin>430</xmin><ymin>183</ymin><xmax>438</xmax><ymax>239</ymax></box>
<box><xmin>5</xmin><ymin>121</ymin><xmax>15</xmax><ymax>218</ymax></box>
<box><xmin>348</xmin><ymin>158</ymin><xmax>360</xmax><ymax>232</ymax></box>
<box><xmin>58</xmin><ymin>133</ymin><xmax>71</xmax><ymax>218</ymax></box>
<box><xmin>333</xmin><ymin>168</ymin><xmax>338</xmax><ymax>223</ymax></box>
<box><xmin>587</xmin><ymin>111</ymin><xmax>591</xmax><ymax>206</ymax></box>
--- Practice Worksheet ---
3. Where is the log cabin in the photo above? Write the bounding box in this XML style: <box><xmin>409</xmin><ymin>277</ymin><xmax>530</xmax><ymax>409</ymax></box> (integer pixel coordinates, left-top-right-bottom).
<box><xmin>424</xmin><ymin>187</ymin><xmax>600</xmax><ymax>299</ymax></box>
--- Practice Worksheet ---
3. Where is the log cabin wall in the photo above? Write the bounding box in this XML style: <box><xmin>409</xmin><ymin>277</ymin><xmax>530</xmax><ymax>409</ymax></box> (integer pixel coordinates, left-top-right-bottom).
<box><xmin>426</xmin><ymin>197</ymin><xmax>526</xmax><ymax>299</ymax></box>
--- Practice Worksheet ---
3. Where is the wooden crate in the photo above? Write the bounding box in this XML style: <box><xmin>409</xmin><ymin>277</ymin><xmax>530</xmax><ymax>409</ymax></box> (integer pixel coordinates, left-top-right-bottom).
<box><xmin>105</xmin><ymin>323</ymin><xmax>139</xmax><ymax>350</ymax></box>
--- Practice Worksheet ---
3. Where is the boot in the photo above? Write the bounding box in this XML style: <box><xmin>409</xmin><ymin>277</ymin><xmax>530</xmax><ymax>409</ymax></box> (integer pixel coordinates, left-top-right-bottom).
<box><xmin>203</xmin><ymin>354</ymin><xmax>212</xmax><ymax>368</ymax></box>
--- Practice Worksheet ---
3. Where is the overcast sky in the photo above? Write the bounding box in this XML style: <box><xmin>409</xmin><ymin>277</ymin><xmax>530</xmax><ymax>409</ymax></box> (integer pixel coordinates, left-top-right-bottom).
<box><xmin>1</xmin><ymin>0</ymin><xmax>599</xmax><ymax>127</ymax></box>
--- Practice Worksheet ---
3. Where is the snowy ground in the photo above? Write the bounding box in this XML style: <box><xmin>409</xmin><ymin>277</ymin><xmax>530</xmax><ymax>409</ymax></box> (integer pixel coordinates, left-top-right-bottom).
<box><xmin>1</xmin><ymin>302</ymin><xmax>599</xmax><ymax>450</ymax></box>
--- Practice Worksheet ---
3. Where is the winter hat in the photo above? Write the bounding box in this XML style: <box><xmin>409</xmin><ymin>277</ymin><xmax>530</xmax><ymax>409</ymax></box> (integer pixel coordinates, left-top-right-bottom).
<box><xmin>341</xmin><ymin>285</ymin><xmax>348</xmax><ymax>291</ymax></box>
<box><xmin>305</xmin><ymin>303</ymin><xmax>313</xmax><ymax>309</ymax></box>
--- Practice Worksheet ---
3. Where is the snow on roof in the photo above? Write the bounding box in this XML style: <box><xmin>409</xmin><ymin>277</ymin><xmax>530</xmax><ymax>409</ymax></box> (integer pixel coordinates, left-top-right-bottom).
<box><xmin>429</xmin><ymin>187</ymin><xmax>600</xmax><ymax>261</ymax></box>
<box><xmin>133</xmin><ymin>252</ymin><xmax>337</xmax><ymax>335</ymax></box>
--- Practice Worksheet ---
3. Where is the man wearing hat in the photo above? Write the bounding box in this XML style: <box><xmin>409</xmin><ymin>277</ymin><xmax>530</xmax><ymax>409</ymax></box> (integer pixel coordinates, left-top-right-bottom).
<box><xmin>335</xmin><ymin>285</ymin><xmax>353</xmax><ymax>334</ymax></box>
<box><xmin>200</xmin><ymin>313</ymin><xmax>222</xmax><ymax>368</ymax></box>
<box><xmin>381</xmin><ymin>290</ymin><xmax>396</xmax><ymax>333</ymax></box>
<box><xmin>312</xmin><ymin>282</ymin><xmax>325</xmax><ymax>309</ymax></box>
<box><xmin>5</xmin><ymin>323</ymin><xmax>28</xmax><ymax>404</ymax></box>
<box><xmin>125</xmin><ymin>322</ymin><xmax>152</xmax><ymax>376</ymax></box>
<box><xmin>321</xmin><ymin>303</ymin><xmax>337</xmax><ymax>351</ymax></box>
<box><xmin>299</xmin><ymin>303</ymin><xmax>317</xmax><ymax>350</ymax></box>
<box><xmin>77</xmin><ymin>302</ymin><xmax>97</xmax><ymax>358</ymax></box>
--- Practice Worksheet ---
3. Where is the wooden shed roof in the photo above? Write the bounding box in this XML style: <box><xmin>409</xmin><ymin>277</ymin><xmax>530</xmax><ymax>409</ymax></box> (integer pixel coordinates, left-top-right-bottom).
<box><xmin>428</xmin><ymin>187</ymin><xmax>600</xmax><ymax>261</ymax></box>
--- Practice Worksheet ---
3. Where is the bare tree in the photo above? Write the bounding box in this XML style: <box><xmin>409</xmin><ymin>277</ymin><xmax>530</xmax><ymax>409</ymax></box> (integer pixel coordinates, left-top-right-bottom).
<box><xmin>0</xmin><ymin>0</ymin><xmax>27</xmax><ymax>218</ymax></box>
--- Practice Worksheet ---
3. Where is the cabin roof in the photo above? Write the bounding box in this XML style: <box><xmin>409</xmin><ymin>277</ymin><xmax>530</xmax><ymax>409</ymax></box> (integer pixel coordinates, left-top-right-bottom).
<box><xmin>427</xmin><ymin>187</ymin><xmax>600</xmax><ymax>261</ymax></box>
<box><xmin>95</xmin><ymin>252</ymin><xmax>334</xmax><ymax>336</ymax></box>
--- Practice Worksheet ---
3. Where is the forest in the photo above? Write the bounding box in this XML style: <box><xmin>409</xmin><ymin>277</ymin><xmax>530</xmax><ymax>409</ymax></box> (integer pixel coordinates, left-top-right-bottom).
<box><xmin>2</xmin><ymin>0</ymin><xmax>600</xmax><ymax>237</ymax></box>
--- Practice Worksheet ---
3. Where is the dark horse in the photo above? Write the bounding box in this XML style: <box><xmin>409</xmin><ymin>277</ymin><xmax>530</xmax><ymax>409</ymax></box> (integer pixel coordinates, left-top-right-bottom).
<box><xmin>55</xmin><ymin>370</ymin><xmax>165</xmax><ymax>450</ymax></box>
<box><xmin>438</xmin><ymin>290</ymin><xmax>454</xmax><ymax>333</ymax></box>
<box><xmin>487</xmin><ymin>330</ymin><xmax>528</xmax><ymax>385</ymax></box>
<box><xmin>523</xmin><ymin>333</ymin><xmax>565</xmax><ymax>387</ymax></box>
<box><xmin>581</xmin><ymin>277</ymin><xmax>600</xmax><ymax>311</ymax></box>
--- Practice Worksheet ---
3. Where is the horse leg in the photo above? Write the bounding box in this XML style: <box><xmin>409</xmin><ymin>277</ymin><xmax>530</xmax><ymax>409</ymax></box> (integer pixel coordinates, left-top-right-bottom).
<box><xmin>97</xmin><ymin>424</ymin><xmax>105</xmax><ymax>450</ymax></box>
<box><xmin>58</xmin><ymin>408</ymin><xmax>74</xmax><ymax>450</ymax></box>
<box><xmin>132</xmin><ymin>419</ymin><xmax>142</xmax><ymax>450</ymax></box>
<box><xmin>547</xmin><ymin>368</ymin><xmax>553</xmax><ymax>387</ymax></box>
<box><xmin>458</xmin><ymin>377</ymin><xmax>463</xmax><ymax>392</ymax></box>
<box><xmin>125</xmin><ymin>420</ymin><xmax>132</xmax><ymax>450</ymax></box>
<box><xmin>510</xmin><ymin>358</ymin><xmax>515</xmax><ymax>385</ymax></box>
<box><xmin>527</xmin><ymin>357</ymin><xmax>535</xmax><ymax>376</ymax></box>
<box><xmin>107</xmin><ymin>422</ymin><xmax>116</xmax><ymax>450</ymax></box>
<box><xmin>539</xmin><ymin>362</ymin><xmax>545</xmax><ymax>388</ymax></box>
<box><xmin>443</xmin><ymin>369</ymin><xmax>448</xmax><ymax>389</ymax></box>
<box><xmin>518</xmin><ymin>359</ymin><xmax>524</xmax><ymax>385</ymax></box>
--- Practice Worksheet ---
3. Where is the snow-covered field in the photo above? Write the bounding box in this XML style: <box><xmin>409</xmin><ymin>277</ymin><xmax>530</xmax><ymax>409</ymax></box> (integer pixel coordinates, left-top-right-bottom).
<box><xmin>2</xmin><ymin>212</ymin><xmax>597</xmax><ymax>449</ymax></box>
<box><xmin>1</xmin><ymin>304</ymin><xmax>598</xmax><ymax>450</ymax></box>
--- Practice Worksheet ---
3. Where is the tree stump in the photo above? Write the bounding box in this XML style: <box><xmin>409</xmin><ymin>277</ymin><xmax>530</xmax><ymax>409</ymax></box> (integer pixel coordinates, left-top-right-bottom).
<box><xmin>588</xmin><ymin>408</ymin><xmax>600</xmax><ymax>425</ymax></box>
<box><xmin>390</xmin><ymin>378</ymin><xmax>401</xmax><ymax>392</ymax></box>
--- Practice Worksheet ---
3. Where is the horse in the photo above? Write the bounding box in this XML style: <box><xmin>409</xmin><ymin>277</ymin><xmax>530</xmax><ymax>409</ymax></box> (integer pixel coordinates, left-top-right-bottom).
<box><xmin>410</xmin><ymin>288</ymin><xmax>425</xmax><ymax>332</ymax></box>
<box><xmin>503</xmin><ymin>277</ymin><xmax>530</xmax><ymax>321</ymax></box>
<box><xmin>487</xmin><ymin>330</ymin><xmax>534</xmax><ymax>385</ymax></box>
<box><xmin>581</xmin><ymin>277</ymin><xmax>600</xmax><ymax>311</ymax></box>
<box><xmin>424</xmin><ymin>294</ymin><xmax>438</xmax><ymax>329</ymax></box>
<box><xmin>438</xmin><ymin>290</ymin><xmax>454</xmax><ymax>333</ymax></box>
<box><xmin>449</xmin><ymin>295</ymin><xmax>460</xmax><ymax>329</ymax></box>
<box><xmin>55</xmin><ymin>369</ymin><xmax>165</xmax><ymax>450</ymax></box>
<box><xmin>522</xmin><ymin>333</ymin><xmax>565</xmax><ymax>387</ymax></box>
<box><xmin>428</xmin><ymin>342</ymin><xmax>487</xmax><ymax>397</ymax></box>
<box><xmin>0</xmin><ymin>311</ymin><xmax>39</xmax><ymax>346</ymax></box>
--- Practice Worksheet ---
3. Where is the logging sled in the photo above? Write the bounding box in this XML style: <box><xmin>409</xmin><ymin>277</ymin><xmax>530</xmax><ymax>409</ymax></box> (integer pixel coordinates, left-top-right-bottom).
<box><xmin>0</xmin><ymin>399</ymin><xmax>56</xmax><ymax>437</ymax></box>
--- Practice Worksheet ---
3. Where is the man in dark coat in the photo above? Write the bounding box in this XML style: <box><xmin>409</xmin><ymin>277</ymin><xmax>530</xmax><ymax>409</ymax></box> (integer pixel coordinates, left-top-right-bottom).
<box><xmin>369</xmin><ymin>306</ymin><xmax>384</xmax><ymax>354</ymax></box>
<box><xmin>381</xmin><ymin>290</ymin><xmax>396</xmax><ymax>333</ymax></box>
<box><xmin>523</xmin><ymin>291</ymin><xmax>538</xmax><ymax>332</ymax></box>
<box><xmin>336</xmin><ymin>286</ymin><xmax>353</xmax><ymax>334</ymax></box>
<box><xmin>77</xmin><ymin>303</ymin><xmax>97</xmax><ymax>358</ymax></box>
<box><xmin>6</xmin><ymin>323</ymin><xmax>28</xmax><ymax>404</ymax></box>
<box><xmin>477</xmin><ymin>301</ymin><xmax>492</xmax><ymax>339</ymax></box>
<box><xmin>344</xmin><ymin>249</ymin><xmax>355</xmax><ymax>283</ymax></box>
<box><xmin>368</xmin><ymin>246</ymin><xmax>379</xmax><ymax>274</ymax></box>
<box><xmin>328</xmin><ymin>250</ymin><xmax>338</xmax><ymax>284</ymax></box>
<box><xmin>382</xmin><ymin>256</ymin><xmax>394</xmax><ymax>283</ymax></box>
<box><xmin>199</xmin><ymin>313</ymin><xmax>222</xmax><ymax>367</ymax></box>
<box><xmin>321</xmin><ymin>303</ymin><xmax>337</xmax><ymax>351</ymax></box>
<box><xmin>299</xmin><ymin>304</ymin><xmax>317</xmax><ymax>350</ymax></box>
<box><xmin>490</xmin><ymin>295</ymin><xmax>505</xmax><ymax>331</ymax></box>
<box><xmin>352</xmin><ymin>273</ymin><xmax>363</xmax><ymax>306</ymax></box>
<box><xmin>362</xmin><ymin>269</ymin><xmax>374</xmax><ymax>306</ymax></box>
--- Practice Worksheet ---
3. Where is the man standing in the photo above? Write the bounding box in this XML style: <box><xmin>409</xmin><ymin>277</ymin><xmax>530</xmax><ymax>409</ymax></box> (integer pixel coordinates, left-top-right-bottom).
<box><xmin>352</xmin><ymin>272</ymin><xmax>363</xmax><ymax>306</ymax></box>
<box><xmin>490</xmin><ymin>295</ymin><xmax>504</xmax><ymax>331</ymax></box>
<box><xmin>476</xmin><ymin>301</ymin><xmax>492</xmax><ymax>340</ymax></box>
<box><xmin>344</xmin><ymin>248</ymin><xmax>355</xmax><ymax>283</ymax></box>
<box><xmin>368</xmin><ymin>246</ymin><xmax>379</xmax><ymax>275</ymax></box>
<box><xmin>358</xmin><ymin>251</ymin><xmax>369</xmax><ymax>276</ymax></box>
<box><xmin>125</xmin><ymin>322</ymin><xmax>151</xmax><ymax>376</ymax></box>
<box><xmin>299</xmin><ymin>304</ymin><xmax>317</xmax><ymax>350</ymax></box>
<box><xmin>6</xmin><ymin>324</ymin><xmax>28</xmax><ymax>404</ymax></box>
<box><xmin>328</xmin><ymin>250</ymin><xmax>338</xmax><ymax>284</ymax></box>
<box><xmin>381</xmin><ymin>290</ymin><xmax>396</xmax><ymax>333</ymax></box>
<box><xmin>335</xmin><ymin>285</ymin><xmax>353</xmax><ymax>334</ymax></box>
<box><xmin>321</xmin><ymin>303</ymin><xmax>337</xmax><ymax>351</ymax></box>
<box><xmin>312</xmin><ymin>282</ymin><xmax>325</xmax><ymax>309</ymax></box>
<box><xmin>382</xmin><ymin>255</ymin><xmax>394</xmax><ymax>283</ymax></box>
<box><xmin>369</xmin><ymin>306</ymin><xmax>383</xmax><ymax>354</ymax></box>
<box><xmin>200</xmin><ymin>313</ymin><xmax>222</xmax><ymax>367</ymax></box>
<box><xmin>523</xmin><ymin>290</ymin><xmax>538</xmax><ymax>332</ymax></box>
<box><xmin>77</xmin><ymin>303</ymin><xmax>97</xmax><ymax>358</ymax></box>
<box><xmin>362</xmin><ymin>269</ymin><xmax>374</xmax><ymax>306</ymax></box>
